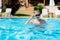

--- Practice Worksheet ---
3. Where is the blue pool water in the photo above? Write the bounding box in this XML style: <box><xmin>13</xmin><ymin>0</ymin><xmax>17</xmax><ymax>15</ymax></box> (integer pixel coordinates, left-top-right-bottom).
<box><xmin>0</xmin><ymin>18</ymin><xmax>60</xmax><ymax>40</ymax></box>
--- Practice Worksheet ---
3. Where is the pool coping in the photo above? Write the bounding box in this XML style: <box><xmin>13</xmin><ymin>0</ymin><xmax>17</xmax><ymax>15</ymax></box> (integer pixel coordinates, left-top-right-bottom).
<box><xmin>0</xmin><ymin>17</ymin><xmax>60</xmax><ymax>19</ymax></box>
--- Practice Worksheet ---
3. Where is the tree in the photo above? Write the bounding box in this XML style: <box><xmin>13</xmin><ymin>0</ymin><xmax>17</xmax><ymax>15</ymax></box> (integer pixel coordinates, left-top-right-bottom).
<box><xmin>2</xmin><ymin>0</ymin><xmax>7</xmax><ymax>12</ymax></box>
<box><xmin>11</xmin><ymin>0</ymin><xmax>20</xmax><ymax>15</ymax></box>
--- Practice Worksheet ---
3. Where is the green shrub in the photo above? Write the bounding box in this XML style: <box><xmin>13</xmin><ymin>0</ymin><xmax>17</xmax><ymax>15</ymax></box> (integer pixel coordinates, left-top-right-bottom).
<box><xmin>38</xmin><ymin>5</ymin><xmax>44</xmax><ymax>13</ymax></box>
<box><xmin>2</xmin><ymin>5</ymin><xmax>6</xmax><ymax>12</ymax></box>
<box><xmin>34</xmin><ymin>6</ymin><xmax>39</xmax><ymax>10</ymax></box>
<box><xmin>34</xmin><ymin>5</ymin><xmax>43</xmax><ymax>13</ymax></box>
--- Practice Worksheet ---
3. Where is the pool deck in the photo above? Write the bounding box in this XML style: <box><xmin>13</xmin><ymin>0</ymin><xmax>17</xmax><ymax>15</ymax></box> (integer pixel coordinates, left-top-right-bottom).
<box><xmin>0</xmin><ymin>13</ymin><xmax>60</xmax><ymax>18</ymax></box>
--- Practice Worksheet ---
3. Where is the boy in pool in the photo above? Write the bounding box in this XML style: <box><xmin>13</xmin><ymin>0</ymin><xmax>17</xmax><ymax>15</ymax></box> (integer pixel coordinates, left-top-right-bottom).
<box><xmin>30</xmin><ymin>10</ymin><xmax>46</xmax><ymax>28</ymax></box>
<box><xmin>30</xmin><ymin>10</ymin><xmax>41</xmax><ymax>24</ymax></box>
<box><xmin>30</xmin><ymin>19</ymin><xmax>46</xmax><ymax>28</ymax></box>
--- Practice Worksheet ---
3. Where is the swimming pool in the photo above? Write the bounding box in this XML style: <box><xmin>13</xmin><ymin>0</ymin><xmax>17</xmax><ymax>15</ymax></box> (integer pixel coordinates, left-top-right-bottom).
<box><xmin>0</xmin><ymin>18</ymin><xmax>60</xmax><ymax>40</ymax></box>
